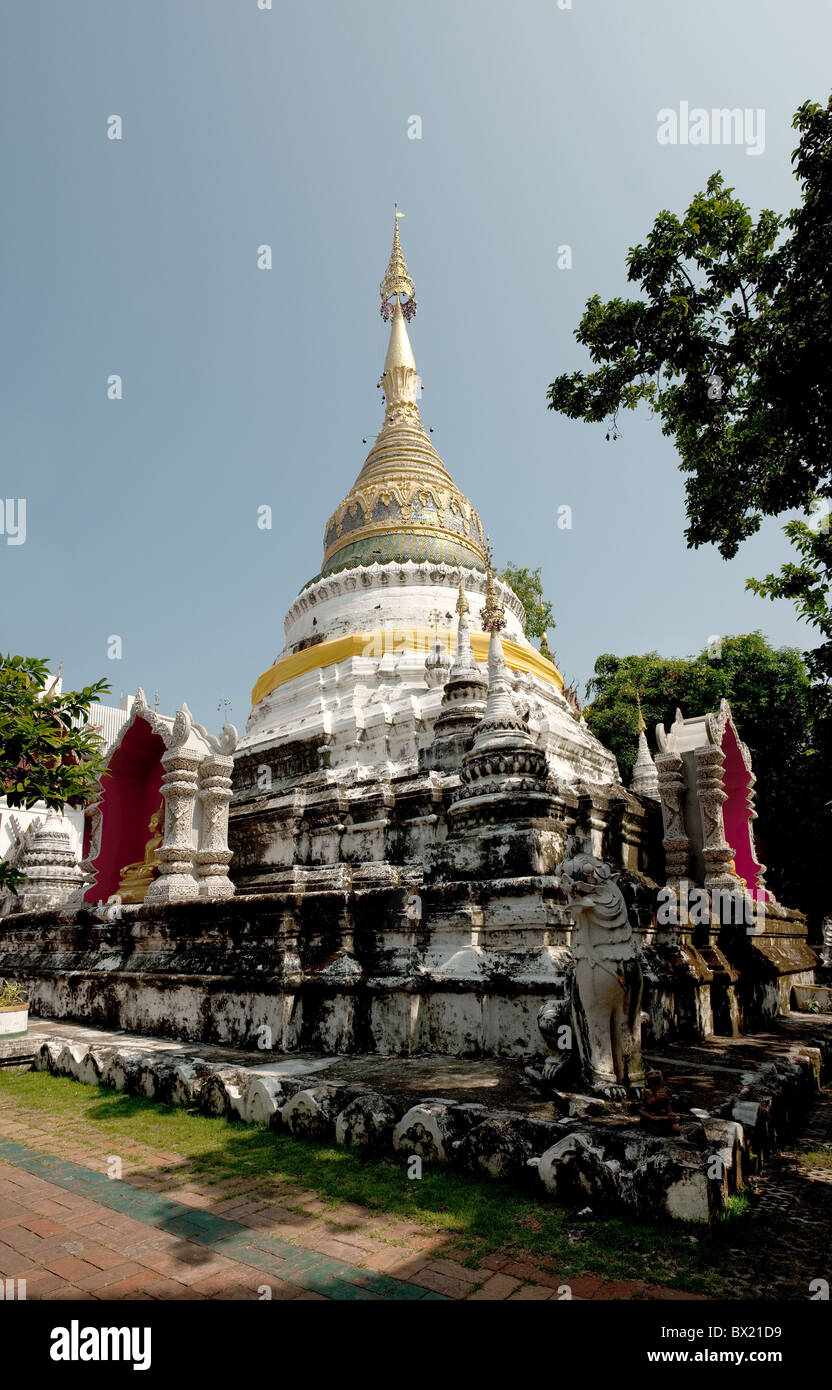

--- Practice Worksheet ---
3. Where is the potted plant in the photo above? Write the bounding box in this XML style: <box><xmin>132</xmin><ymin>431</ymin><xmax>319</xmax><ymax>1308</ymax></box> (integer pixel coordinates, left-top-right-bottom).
<box><xmin>0</xmin><ymin>980</ymin><xmax>29</xmax><ymax>1038</ymax></box>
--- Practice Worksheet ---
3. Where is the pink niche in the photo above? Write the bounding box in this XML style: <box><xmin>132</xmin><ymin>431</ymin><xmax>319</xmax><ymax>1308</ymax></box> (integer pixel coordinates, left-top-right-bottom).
<box><xmin>83</xmin><ymin>716</ymin><xmax>166</xmax><ymax>903</ymax></box>
<box><xmin>720</xmin><ymin>720</ymin><xmax>768</xmax><ymax>901</ymax></box>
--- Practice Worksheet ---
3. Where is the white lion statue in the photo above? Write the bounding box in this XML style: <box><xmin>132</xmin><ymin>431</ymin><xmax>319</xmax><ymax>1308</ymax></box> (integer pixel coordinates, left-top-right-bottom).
<box><xmin>556</xmin><ymin>853</ymin><xmax>645</xmax><ymax>1097</ymax></box>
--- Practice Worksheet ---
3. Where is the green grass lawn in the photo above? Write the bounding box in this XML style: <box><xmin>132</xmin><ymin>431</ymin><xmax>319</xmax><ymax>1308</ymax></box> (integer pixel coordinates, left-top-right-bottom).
<box><xmin>0</xmin><ymin>1070</ymin><xmax>756</xmax><ymax>1295</ymax></box>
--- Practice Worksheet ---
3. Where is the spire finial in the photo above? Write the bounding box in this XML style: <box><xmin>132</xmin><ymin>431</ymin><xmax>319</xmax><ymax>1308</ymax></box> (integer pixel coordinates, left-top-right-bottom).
<box><xmin>481</xmin><ymin>539</ymin><xmax>506</xmax><ymax>633</ymax></box>
<box><xmin>379</xmin><ymin>209</ymin><xmax>420</xmax><ymax>425</ymax></box>
<box><xmin>456</xmin><ymin>571</ymin><xmax>470</xmax><ymax>617</ymax></box>
<box><xmin>381</xmin><ymin>206</ymin><xmax>417</xmax><ymax>320</ymax></box>
<box><xmin>635</xmin><ymin>689</ymin><xmax>646</xmax><ymax>733</ymax></box>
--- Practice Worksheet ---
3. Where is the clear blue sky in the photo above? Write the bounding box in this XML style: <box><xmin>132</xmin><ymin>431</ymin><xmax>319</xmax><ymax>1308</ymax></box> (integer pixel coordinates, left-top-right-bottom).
<box><xmin>2</xmin><ymin>0</ymin><xmax>830</xmax><ymax>733</ymax></box>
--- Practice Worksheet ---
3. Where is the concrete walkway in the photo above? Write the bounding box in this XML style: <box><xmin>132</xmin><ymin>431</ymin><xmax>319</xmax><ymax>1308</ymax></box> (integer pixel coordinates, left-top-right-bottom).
<box><xmin>6</xmin><ymin>1012</ymin><xmax>831</xmax><ymax>1119</ymax></box>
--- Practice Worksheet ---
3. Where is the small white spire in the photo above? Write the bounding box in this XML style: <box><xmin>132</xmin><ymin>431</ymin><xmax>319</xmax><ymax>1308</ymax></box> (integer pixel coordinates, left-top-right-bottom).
<box><xmin>449</xmin><ymin>576</ymin><xmax>478</xmax><ymax>679</ymax></box>
<box><xmin>630</xmin><ymin>727</ymin><xmax>660</xmax><ymax>800</ymax></box>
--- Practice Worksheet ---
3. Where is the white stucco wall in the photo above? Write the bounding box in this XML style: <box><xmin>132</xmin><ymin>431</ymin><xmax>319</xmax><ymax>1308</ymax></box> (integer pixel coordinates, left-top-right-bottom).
<box><xmin>282</xmin><ymin>563</ymin><xmax>526</xmax><ymax>652</ymax></box>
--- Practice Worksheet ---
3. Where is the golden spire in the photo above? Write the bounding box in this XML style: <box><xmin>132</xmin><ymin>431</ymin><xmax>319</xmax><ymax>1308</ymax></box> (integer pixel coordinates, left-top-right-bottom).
<box><xmin>379</xmin><ymin>301</ymin><xmax>420</xmax><ymax>425</ymax></box>
<box><xmin>635</xmin><ymin>689</ymin><xmax>646</xmax><ymax>733</ymax></box>
<box><xmin>316</xmin><ymin>209</ymin><xmax>487</xmax><ymax>578</ymax></box>
<box><xmin>481</xmin><ymin>541</ymin><xmax>506</xmax><ymax>633</ymax></box>
<box><xmin>383</xmin><ymin>300</ymin><xmax>416</xmax><ymax>373</ymax></box>
<box><xmin>378</xmin><ymin>211</ymin><xmax>420</xmax><ymax>426</ymax></box>
<box><xmin>380</xmin><ymin>206</ymin><xmax>416</xmax><ymax>309</ymax></box>
<box><xmin>456</xmin><ymin>572</ymin><xmax>470</xmax><ymax>617</ymax></box>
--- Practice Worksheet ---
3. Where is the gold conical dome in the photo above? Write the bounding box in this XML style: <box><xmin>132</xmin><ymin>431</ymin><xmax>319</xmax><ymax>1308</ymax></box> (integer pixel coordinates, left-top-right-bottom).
<box><xmin>319</xmin><ymin>212</ymin><xmax>487</xmax><ymax>578</ymax></box>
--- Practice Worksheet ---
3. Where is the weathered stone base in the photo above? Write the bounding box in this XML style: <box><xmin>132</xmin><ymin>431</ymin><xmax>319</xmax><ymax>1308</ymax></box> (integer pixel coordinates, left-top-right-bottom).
<box><xmin>0</xmin><ymin>885</ymin><xmax>815</xmax><ymax>1058</ymax></box>
<box><xmin>15</xmin><ymin>974</ymin><xmax>565</xmax><ymax>1057</ymax></box>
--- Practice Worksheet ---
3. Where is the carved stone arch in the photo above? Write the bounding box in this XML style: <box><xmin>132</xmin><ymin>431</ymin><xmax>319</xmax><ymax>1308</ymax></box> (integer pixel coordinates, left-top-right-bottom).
<box><xmin>79</xmin><ymin>691</ymin><xmax>206</xmax><ymax>905</ymax></box>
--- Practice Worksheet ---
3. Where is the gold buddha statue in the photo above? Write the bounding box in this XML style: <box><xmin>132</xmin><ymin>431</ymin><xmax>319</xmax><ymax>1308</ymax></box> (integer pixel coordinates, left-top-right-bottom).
<box><xmin>116</xmin><ymin>806</ymin><xmax>164</xmax><ymax>904</ymax></box>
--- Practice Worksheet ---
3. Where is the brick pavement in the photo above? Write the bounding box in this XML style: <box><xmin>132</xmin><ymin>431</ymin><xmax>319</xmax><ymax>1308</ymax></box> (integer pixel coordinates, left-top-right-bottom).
<box><xmin>0</xmin><ymin>1135</ymin><xmax>707</xmax><ymax>1302</ymax></box>
<box><xmin>0</xmin><ymin>1069</ymin><xmax>720</xmax><ymax>1303</ymax></box>
<box><xmin>0</xmin><ymin>1139</ymin><xmax>445</xmax><ymax>1302</ymax></box>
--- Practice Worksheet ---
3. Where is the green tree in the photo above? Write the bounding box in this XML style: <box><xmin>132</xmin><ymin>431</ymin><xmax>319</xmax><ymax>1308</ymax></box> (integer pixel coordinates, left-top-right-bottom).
<box><xmin>585</xmin><ymin>634</ymin><xmax>831</xmax><ymax>926</ymax></box>
<box><xmin>747</xmin><ymin>512</ymin><xmax>832</xmax><ymax>681</ymax></box>
<box><xmin>547</xmin><ymin>96</ymin><xmax>832</xmax><ymax>677</ymax></box>
<box><xmin>585</xmin><ymin>651</ymin><xmax>724</xmax><ymax>783</ymax></box>
<box><xmin>0</xmin><ymin>655</ymin><xmax>110</xmax><ymax>893</ymax></box>
<box><xmin>499</xmin><ymin>563</ymin><xmax>556</xmax><ymax>641</ymax></box>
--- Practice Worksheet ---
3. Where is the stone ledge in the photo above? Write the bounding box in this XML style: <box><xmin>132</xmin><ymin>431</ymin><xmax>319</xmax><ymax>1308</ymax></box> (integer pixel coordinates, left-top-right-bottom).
<box><xmin>0</xmin><ymin>1034</ymin><xmax>37</xmax><ymax>1067</ymax></box>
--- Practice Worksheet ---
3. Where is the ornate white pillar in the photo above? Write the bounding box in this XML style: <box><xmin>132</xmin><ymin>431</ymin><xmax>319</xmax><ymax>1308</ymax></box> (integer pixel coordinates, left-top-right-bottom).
<box><xmin>655</xmin><ymin>750</ymin><xmax>690</xmax><ymax>889</ymax></box>
<box><xmin>145</xmin><ymin>708</ymin><xmax>200</xmax><ymax>904</ymax></box>
<box><xmin>694</xmin><ymin>744</ymin><xmax>736</xmax><ymax>891</ymax></box>
<box><xmin>196</xmin><ymin>753</ymin><xmax>235</xmax><ymax>899</ymax></box>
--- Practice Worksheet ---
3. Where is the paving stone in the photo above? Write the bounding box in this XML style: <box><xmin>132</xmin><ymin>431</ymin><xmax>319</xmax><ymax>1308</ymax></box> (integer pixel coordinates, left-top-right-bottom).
<box><xmin>405</xmin><ymin>1268</ymin><xmax>478</xmax><ymax>1298</ymax></box>
<box><xmin>361</xmin><ymin>1246</ymin><xmax>420</xmax><ymax>1274</ymax></box>
<box><xmin>78</xmin><ymin>1243</ymin><xmax>132</xmax><ymax>1270</ymax></box>
<box><xmin>22</xmin><ymin>1270</ymin><xmax>69</xmax><ymax>1296</ymax></box>
<box><xmin>498</xmin><ymin>1259</ymin><xmax>563</xmax><ymax>1288</ymax></box>
<box><xmin>7</xmin><ymin>1135</ymin><xmax>448</xmax><ymax>1303</ymax></box>
<box><xmin>104</xmin><ymin>1272</ymin><xmax>167</xmax><ymax>1298</ymax></box>
<box><xmin>424</xmin><ymin>1258</ymin><xmax>483</xmax><ymax>1286</ymax></box>
<box><xmin>466</xmin><ymin>1272</ymin><xmax>524</xmax><ymax>1300</ymax></box>
<box><xmin>0</xmin><ymin>1245</ymin><xmax>41</xmax><ymax>1273</ymax></box>
<box><xmin>0</xmin><ymin>1225</ymin><xmax>45</xmax><ymax>1254</ymax></box>
<box><xmin>19</xmin><ymin>1217</ymin><xmax>67</xmax><ymax>1238</ymax></box>
<box><xmin>142</xmin><ymin>1277</ymin><xmax>201</xmax><ymax>1299</ymax></box>
<box><xmin>45</xmin><ymin>1255</ymin><xmax>96</xmax><ymax>1280</ymax></box>
<box><xmin>564</xmin><ymin>1275</ymin><xmax>605</xmax><ymax>1298</ymax></box>
<box><xmin>480</xmin><ymin>1252</ymin><xmax>509</xmax><ymax>1271</ymax></box>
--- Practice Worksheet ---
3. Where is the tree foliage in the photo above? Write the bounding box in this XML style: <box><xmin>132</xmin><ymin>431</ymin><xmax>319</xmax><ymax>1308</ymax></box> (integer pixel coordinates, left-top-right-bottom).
<box><xmin>584</xmin><ymin>633</ymin><xmax>832</xmax><ymax>926</ymax></box>
<box><xmin>547</xmin><ymin>96</ymin><xmax>832</xmax><ymax>677</ymax></box>
<box><xmin>747</xmin><ymin>511</ymin><xmax>832</xmax><ymax>681</ymax></box>
<box><xmin>0</xmin><ymin>655</ymin><xmax>110</xmax><ymax>892</ymax></box>
<box><xmin>499</xmin><ymin>563</ymin><xmax>556</xmax><ymax>641</ymax></box>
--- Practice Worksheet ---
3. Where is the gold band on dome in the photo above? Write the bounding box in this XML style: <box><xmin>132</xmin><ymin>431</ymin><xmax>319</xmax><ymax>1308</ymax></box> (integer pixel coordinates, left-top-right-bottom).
<box><xmin>251</xmin><ymin>628</ymin><xmax>563</xmax><ymax>711</ymax></box>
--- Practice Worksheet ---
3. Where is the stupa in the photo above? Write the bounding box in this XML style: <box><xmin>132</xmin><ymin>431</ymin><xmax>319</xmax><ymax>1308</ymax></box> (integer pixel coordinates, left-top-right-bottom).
<box><xmin>0</xmin><ymin>215</ymin><xmax>814</xmax><ymax>1067</ymax></box>
<box><xmin>232</xmin><ymin>212</ymin><xmax>619</xmax><ymax>893</ymax></box>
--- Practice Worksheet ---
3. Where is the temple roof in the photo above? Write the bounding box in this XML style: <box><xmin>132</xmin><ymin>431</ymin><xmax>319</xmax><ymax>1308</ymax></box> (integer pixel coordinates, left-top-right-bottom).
<box><xmin>319</xmin><ymin>212</ymin><xmax>488</xmax><ymax>578</ymax></box>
